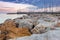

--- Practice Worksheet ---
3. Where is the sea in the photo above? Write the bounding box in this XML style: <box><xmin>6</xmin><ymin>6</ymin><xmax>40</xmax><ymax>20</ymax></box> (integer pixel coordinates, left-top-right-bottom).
<box><xmin>0</xmin><ymin>13</ymin><xmax>25</xmax><ymax>23</ymax></box>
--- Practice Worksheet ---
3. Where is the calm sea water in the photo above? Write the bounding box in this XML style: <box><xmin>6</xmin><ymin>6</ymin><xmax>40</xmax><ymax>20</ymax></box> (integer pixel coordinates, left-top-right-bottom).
<box><xmin>0</xmin><ymin>14</ymin><xmax>25</xmax><ymax>23</ymax></box>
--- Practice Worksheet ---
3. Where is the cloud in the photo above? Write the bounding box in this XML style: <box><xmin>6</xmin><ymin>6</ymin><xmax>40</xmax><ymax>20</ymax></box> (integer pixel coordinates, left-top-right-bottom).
<box><xmin>0</xmin><ymin>1</ymin><xmax>37</xmax><ymax>13</ymax></box>
<box><xmin>0</xmin><ymin>1</ymin><xmax>60</xmax><ymax>13</ymax></box>
<box><xmin>34</xmin><ymin>7</ymin><xmax>60</xmax><ymax>12</ymax></box>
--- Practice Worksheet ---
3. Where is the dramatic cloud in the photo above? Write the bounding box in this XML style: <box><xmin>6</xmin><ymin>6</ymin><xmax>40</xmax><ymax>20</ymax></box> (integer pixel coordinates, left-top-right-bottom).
<box><xmin>0</xmin><ymin>1</ymin><xmax>60</xmax><ymax>13</ymax></box>
<box><xmin>0</xmin><ymin>1</ymin><xmax>37</xmax><ymax>13</ymax></box>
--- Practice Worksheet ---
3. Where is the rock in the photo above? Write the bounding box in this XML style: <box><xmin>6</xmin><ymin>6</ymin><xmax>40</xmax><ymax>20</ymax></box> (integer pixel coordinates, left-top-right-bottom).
<box><xmin>14</xmin><ymin>14</ymin><xmax>29</xmax><ymax>19</ymax></box>
<box><xmin>0</xmin><ymin>33</ymin><xmax>5</xmax><ymax>40</ymax></box>
<box><xmin>55</xmin><ymin>22</ymin><xmax>60</xmax><ymax>27</ymax></box>
<box><xmin>0</xmin><ymin>19</ymin><xmax>17</xmax><ymax>40</ymax></box>
<box><xmin>8</xmin><ymin>30</ymin><xmax>60</xmax><ymax>40</ymax></box>
<box><xmin>36</xmin><ymin>15</ymin><xmax>58</xmax><ymax>30</ymax></box>
<box><xmin>0</xmin><ymin>19</ymin><xmax>31</xmax><ymax>40</ymax></box>
<box><xmin>4</xmin><ymin>19</ymin><xmax>31</xmax><ymax>39</ymax></box>
<box><xmin>0</xmin><ymin>19</ymin><xmax>16</xmax><ymax>33</ymax></box>
<box><xmin>0</xmin><ymin>24</ymin><xmax>6</xmax><ymax>34</ymax></box>
<box><xmin>8</xmin><ymin>34</ymin><xmax>47</xmax><ymax>40</ymax></box>
<box><xmin>31</xmin><ymin>18</ymin><xmax>57</xmax><ymax>34</ymax></box>
<box><xmin>37</xmin><ymin>17</ymin><xmax>57</xmax><ymax>24</ymax></box>
<box><xmin>17</xmin><ymin>27</ymin><xmax>31</xmax><ymax>37</ymax></box>
<box><xmin>37</xmin><ymin>14</ymin><xmax>58</xmax><ymax>25</ymax></box>
<box><xmin>6</xmin><ymin>31</ymin><xmax>17</xmax><ymax>39</ymax></box>
<box><xmin>5</xmin><ymin>30</ymin><xmax>60</xmax><ymax>40</ymax></box>
<box><xmin>6</xmin><ymin>27</ymin><xmax>31</xmax><ymax>40</ymax></box>
<box><xmin>0</xmin><ymin>25</ymin><xmax>2</xmax><ymax>34</ymax></box>
<box><xmin>4</xmin><ymin>19</ymin><xmax>16</xmax><ymax>28</ymax></box>
<box><xmin>48</xmin><ymin>30</ymin><xmax>60</xmax><ymax>40</ymax></box>
<box><xmin>31</xmin><ymin>24</ymin><xmax>48</xmax><ymax>34</ymax></box>
<box><xmin>6</xmin><ymin>27</ymin><xmax>18</xmax><ymax>34</ymax></box>
<box><xmin>14</xmin><ymin>19</ymin><xmax>33</xmax><ymax>30</ymax></box>
<box><xmin>30</xmin><ymin>17</ymin><xmax>38</xmax><ymax>26</ymax></box>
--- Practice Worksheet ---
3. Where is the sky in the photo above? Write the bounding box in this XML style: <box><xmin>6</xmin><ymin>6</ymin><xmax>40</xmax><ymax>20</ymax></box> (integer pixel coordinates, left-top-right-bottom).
<box><xmin>0</xmin><ymin>0</ymin><xmax>60</xmax><ymax>13</ymax></box>
<box><xmin>0</xmin><ymin>0</ymin><xmax>60</xmax><ymax>8</ymax></box>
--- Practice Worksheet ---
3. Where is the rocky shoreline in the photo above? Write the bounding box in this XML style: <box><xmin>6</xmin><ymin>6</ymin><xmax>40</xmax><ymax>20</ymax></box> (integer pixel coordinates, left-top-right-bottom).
<box><xmin>0</xmin><ymin>14</ymin><xmax>60</xmax><ymax>40</ymax></box>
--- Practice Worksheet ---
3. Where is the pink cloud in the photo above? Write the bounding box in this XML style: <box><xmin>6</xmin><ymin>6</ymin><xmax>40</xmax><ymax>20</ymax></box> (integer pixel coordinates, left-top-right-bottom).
<box><xmin>0</xmin><ymin>1</ymin><xmax>37</xmax><ymax>13</ymax></box>
<box><xmin>0</xmin><ymin>1</ymin><xmax>60</xmax><ymax>13</ymax></box>
<box><xmin>0</xmin><ymin>7</ymin><xmax>17</xmax><ymax>13</ymax></box>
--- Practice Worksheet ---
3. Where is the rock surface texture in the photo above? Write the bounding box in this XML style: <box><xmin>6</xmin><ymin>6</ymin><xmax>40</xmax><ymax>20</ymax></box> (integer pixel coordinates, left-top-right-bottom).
<box><xmin>0</xmin><ymin>14</ymin><xmax>60</xmax><ymax>40</ymax></box>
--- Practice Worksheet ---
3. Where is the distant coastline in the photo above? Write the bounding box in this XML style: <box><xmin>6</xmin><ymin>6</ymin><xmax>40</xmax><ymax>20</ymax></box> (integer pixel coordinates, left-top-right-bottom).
<box><xmin>7</xmin><ymin>12</ymin><xmax>60</xmax><ymax>14</ymax></box>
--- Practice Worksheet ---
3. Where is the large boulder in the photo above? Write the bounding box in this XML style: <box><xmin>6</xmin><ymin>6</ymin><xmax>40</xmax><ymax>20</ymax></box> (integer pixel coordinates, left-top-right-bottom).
<box><xmin>31</xmin><ymin>18</ymin><xmax>57</xmax><ymax>34</ymax></box>
<box><xmin>14</xmin><ymin>19</ymin><xmax>33</xmax><ymax>30</ymax></box>
<box><xmin>0</xmin><ymin>18</ymin><xmax>32</xmax><ymax>40</ymax></box>
<box><xmin>8</xmin><ymin>30</ymin><xmax>60</xmax><ymax>40</ymax></box>
<box><xmin>31</xmin><ymin>23</ymin><xmax>48</xmax><ymax>34</ymax></box>
<box><xmin>4</xmin><ymin>19</ymin><xmax>16</xmax><ymax>28</ymax></box>
<box><xmin>8</xmin><ymin>33</ymin><xmax>47</xmax><ymax>40</ymax></box>
<box><xmin>6</xmin><ymin>27</ymin><xmax>31</xmax><ymax>40</ymax></box>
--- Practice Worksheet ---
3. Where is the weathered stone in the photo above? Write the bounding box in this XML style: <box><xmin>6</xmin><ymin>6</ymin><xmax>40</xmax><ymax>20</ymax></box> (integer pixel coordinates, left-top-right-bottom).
<box><xmin>14</xmin><ymin>19</ymin><xmax>33</xmax><ymax>30</ymax></box>
<box><xmin>31</xmin><ymin>24</ymin><xmax>48</xmax><ymax>34</ymax></box>
<box><xmin>8</xmin><ymin>34</ymin><xmax>47</xmax><ymax>40</ymax></box>
<box><xmin>6</xmin><ymin>27</ymin><xmax>31</xmax><ymax>40</ymax></box>
<box><xmin>4</xmin><ymin>19</ymin><xmax>16</xmax><ymax>28</ymax></box>
<box><xmin>48</xmin><ymin>30</ymin><xmax>60</xmax><ymax>40</ymax></box>
<box><xmin>55</xmin><ymin>22</ymin><xmax>60</xmax><ymax>27</ymax></box>
<box><xmin>0</xmin><ymin>33</ymin><xmax>5</xmax><ymax>40</ymax></box>
<box><xmin>0</xmin><ymin>19</ymin><xmax>31</xmax><ymax>40</ymax></box>
<box><xmin>17</xmin><ymin>27</ymin><xmax>31</xmax><ymax>37</ymax></box>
